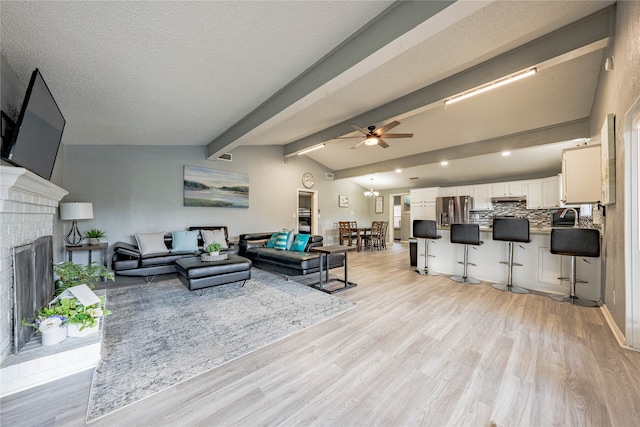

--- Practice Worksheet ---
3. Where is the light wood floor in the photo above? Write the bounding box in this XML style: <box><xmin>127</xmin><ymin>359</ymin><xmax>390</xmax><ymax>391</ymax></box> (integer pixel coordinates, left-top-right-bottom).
<box><xmin>2</xmin><ymin>243</ymin><xmax>640</xmax><ymax>426</ymax></box>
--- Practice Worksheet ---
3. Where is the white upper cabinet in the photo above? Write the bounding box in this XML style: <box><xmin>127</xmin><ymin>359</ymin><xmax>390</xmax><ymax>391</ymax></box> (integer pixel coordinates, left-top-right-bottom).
<box><xmin>562</xmin><ymin>145</ymin><xmax>601</xmax><ymax>204</ymax></box>
<box><xmin>410</xmin><ymin>187</ymin><xmax>439</xmax><ymax>204</ymax></box>
<box><xmin>492</xmin><ymin>180</ymin><xmax>528</xmax><ymax>196</ymax></box>
<box><xmin>473</xmin><ymin>184</ymin><xmax>493</xmax><ymax>210</ymax></box>
<box><xmin>526</xmin><ymin>176</ymin><xmax>560</xmax><ymax>209</ymax></box>
<box><xmin>439</xmin><ymin>187</ymin><xmax>456</xmax><ymax>197</ymax></box>
<box><xmin>541</xmin><ymin>175</ymin><xmax>561</xmax><ymax>208</ymax></box>
<box><xmin>456</xmin><ymin>185</ymin><xmax>474</xmax><ymax>197</ymax></box>
<box><xmin>527</xmin><ymin>179</ymin><xmax>542</xmax><ymax>209</ymax></box>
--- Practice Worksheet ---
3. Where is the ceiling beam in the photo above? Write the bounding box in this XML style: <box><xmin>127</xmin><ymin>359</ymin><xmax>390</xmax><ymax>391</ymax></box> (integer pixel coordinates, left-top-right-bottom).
<box><xmin>206</xmin><ymin>0</ymin><xmax>455</xmax><ymax>159</ymax></box>
<box><xmin>333</xmin><ymin>118</ymin><xmax>589</xmax><ymax>180</ymax></box>
<box><xmin>283</xmin><ymin>6</ymin><xmax>613</xmax><ymax>157</ymax></box>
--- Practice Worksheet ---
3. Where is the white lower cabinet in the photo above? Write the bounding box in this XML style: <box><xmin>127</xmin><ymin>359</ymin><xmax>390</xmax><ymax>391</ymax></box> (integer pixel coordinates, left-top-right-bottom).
<box><xmin>537</xmin><ymin>245</ymin><xmax>601</xmax><ymax>301</ymax></box>
<box><xmin>426</xmin><ymin>231</ymin><xmax>601</xmax><ymax>300</ymax></box>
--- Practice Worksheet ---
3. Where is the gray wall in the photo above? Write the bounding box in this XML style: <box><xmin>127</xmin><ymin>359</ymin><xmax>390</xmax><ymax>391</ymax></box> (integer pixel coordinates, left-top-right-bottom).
<box><xmin>589</xmin><ymin>1</ymin><xmax>640</xmax><ymax>334</ymax></box>
<box><xmin>62</xmin><ymin>144</ymin><xmax>373</xmax><ymax>257</ymax></box>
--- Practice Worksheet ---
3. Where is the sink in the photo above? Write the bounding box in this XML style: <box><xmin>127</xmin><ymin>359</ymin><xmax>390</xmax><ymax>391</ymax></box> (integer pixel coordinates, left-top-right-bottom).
<box><xmin>550</xmin><ymin>228</ymin><xmax>600</xmax><ymax>258</ymax></box>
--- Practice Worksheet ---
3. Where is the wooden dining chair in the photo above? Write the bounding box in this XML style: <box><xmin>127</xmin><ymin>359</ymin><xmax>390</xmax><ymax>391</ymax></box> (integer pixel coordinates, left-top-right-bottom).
<box><xmin>361</xmin><ymin>221</ymin><xmax>376</xmax><ymax>250</ymax></box>
<box><xmin>339</xmin><ymin>221</ymin><xmax>356</xmax><ymax>246</ymax></box>
<box><xmin>365</xmin><ymin>221</ymin><xmax>384</xmax><ymax>251</ymax></box>
<box><xmin>379</xmin><ymin>221</ymin><xmax>389</xmax><ymax>249</ymax></box>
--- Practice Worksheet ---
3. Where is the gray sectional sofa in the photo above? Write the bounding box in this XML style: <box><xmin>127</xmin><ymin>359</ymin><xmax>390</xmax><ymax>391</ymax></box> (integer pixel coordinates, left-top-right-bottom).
<box><xmin>239</xmin><ymin>232</ymin><xmax>344</xmax><ymax>277</ymax></box>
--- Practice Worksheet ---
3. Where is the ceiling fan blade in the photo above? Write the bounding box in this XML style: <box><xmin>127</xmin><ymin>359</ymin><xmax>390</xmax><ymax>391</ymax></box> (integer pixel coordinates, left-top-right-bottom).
<box><xmin>378</xmin><ymin>138</ymin><xmax>390</xmax><ymax>148</ymax></box>
<box><xmin>351</xmin><ymin>139</ymin><xmax>367</xmax><ymax>149</ymax></box>
<box><xmin>379</xmin><ymin>133</ymin><xmax>413</xmax><ymax>138</ymax></box>
<box><xmin>350</xmin><ymin>124</ymin><xmax>370</xmax><ymax>135</ymax></box>
<box><xmin>374</xmin><ymin>120</ymin><xmax>401</xmax><ymax>136</ymax></box>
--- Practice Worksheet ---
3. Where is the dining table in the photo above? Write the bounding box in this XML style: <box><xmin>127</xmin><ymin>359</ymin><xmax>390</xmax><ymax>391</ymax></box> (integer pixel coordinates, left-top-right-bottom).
<box><xmin>352</xmin><ymin>227</ymin><xmax>371</xmax><ymax>252</ymax></box>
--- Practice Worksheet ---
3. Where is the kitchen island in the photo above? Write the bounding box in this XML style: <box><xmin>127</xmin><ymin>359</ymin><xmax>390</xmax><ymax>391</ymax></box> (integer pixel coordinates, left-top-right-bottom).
<box><xmin>415</xmin><ymin>227</ymin><xmax>602</xmax><ymax>301</ymax></box>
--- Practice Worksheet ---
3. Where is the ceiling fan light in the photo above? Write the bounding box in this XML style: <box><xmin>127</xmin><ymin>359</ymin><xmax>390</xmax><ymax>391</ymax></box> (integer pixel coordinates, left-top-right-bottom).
<box><xmin>365</xmin><ymin>136</ymin><xmax>379</xmax><ymax>146</ymax></box>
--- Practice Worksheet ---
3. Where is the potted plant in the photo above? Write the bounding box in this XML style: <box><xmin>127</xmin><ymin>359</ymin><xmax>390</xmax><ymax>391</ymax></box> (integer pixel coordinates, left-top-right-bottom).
<box><xmin>62</xmin><ymin>296</ymin><xmax>111</xmax><ymax>337</ymax></box>
<box><xmin>22</xmin><ymin>312</ymin><xmax>68</xmax><ymax>346</ymax></box>
<box><xmin>84</xmin><ymin>228</ymin><xmax>107</xmax><ymax>245</ymax></box>
<box><xmin>54</xmin><ymin>261</ymin><xmax>114</xmax><ymax>295</ymax></box>
<box><xmin>23</xmin><ymin>295</ymin><xmax>111</xmax><ymax>340</ymax></box>
<box><xmin>201</xmin><ymin>241</ymin><xmax>223</xmax><ymax>261</ymax></box>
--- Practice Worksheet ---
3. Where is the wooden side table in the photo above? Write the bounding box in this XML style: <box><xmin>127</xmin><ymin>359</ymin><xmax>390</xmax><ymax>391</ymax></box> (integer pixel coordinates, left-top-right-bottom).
<box><xmin>65</xmin><ymin>243</ymin><xmax>109</xmax><ymax>281</ymax></box>
<box><xmin>310</xmin><ymin>245</ymin><xmax>357</xmax><ymax>294</ymax></box>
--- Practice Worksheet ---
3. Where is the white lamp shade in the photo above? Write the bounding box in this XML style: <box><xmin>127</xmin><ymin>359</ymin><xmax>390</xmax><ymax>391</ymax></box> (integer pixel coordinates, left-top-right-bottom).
<box><xmin>59</xmin><ymin>202</ymin><xmax>93</xmax><ymax>220</ymax></box>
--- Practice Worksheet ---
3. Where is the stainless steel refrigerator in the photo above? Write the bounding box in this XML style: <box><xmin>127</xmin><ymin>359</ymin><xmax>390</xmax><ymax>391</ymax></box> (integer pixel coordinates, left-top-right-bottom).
<box><xmin>435</xmin><ymin>195</ymin><xmax>473</xmax><ymax>226</ymax></box>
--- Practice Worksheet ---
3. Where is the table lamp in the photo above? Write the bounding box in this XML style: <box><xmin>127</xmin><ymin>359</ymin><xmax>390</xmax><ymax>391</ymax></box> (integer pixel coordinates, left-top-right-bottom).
<box><xmin>59</xmin><ymin>202</ymin><xmax>93</xmax><ymax>246</ymax></box>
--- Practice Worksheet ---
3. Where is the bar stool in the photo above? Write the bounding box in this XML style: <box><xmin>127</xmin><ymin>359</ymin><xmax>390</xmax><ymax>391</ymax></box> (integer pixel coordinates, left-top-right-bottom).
<box><xmin>491</xmin><ymin>217</ymin><xmax>530</xmax><ymax>294</ymax></box>
<box><xmin>549</xmin><ymin>228</ymin><xmax>600</xmax><ymax>306</ymax></box>
<box><xmin>413</xmin><ymin>220</ymin><xmax>441</xmax><ymax>276</ymax></box>
<box><xmin>450</xmin><ymin>223</ymin><xmax>483</xmax><ymax>284</ymax></box>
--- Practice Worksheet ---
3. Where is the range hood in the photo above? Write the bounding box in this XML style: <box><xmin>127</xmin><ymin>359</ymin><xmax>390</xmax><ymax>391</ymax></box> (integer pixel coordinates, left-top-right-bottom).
<box><xmin>491</xmin><ymin>195</ymin><xmax>527</xmax><ymax>202</ymax></box>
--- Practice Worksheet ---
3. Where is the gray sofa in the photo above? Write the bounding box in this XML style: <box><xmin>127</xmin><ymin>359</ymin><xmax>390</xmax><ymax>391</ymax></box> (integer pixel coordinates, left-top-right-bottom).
<box><xmin>112</xmin><ymin>226</ymin><xmax>236</xmax><ymax>280</ymax></box>
<box><xmin>239</xmin><ymin>232</ymin><xmax>344</xmax><ymax>277</ymax></box>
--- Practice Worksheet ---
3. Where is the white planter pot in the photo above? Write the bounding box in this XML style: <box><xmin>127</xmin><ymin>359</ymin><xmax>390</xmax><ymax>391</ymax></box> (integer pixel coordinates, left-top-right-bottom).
<box><xmin>41</xmin><ymin>326</ymin><xmax>67</xmax><ymax>345</ymax></box>
<box><xmin>88</xmin><ymin>238</ymin><xmax>100</xmax><ymax>245</ymax></box>
<box><xmin>67</xmin><ymin>322</ymin><xmax>99</xmax><ymax>337</ymax></box>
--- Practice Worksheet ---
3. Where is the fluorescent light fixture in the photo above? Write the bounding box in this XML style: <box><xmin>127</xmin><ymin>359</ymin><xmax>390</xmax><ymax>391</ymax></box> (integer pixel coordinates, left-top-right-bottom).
<box><xmin>297</xmin><ymin>144</ymin><xmax>325</xmax><ymax>156</ymax></box>
<box><xmin>444</xmin><ymin>68</ymin><xmax>537</xmax><ymax>105</ymax></box>
<box><xmin>440</xmin><ymin>161</ymin><xmax>449</xmax><ymax>166</ymax></box>
<box><xmin>365</xmin><ymin>136</ymin><xmax>379</xmax><ymax>146</ymax></box>
<box><xmin>501</xmin><ymin>151</ymin><xmax>511</xmax><ymax>157</ymax></box>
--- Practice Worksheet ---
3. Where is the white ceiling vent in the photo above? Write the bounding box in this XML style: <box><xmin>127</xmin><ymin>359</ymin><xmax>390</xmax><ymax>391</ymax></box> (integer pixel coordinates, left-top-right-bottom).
<box><xmin>217</xmin><ymin>153</ymin><xmax>232</xmax><ymax>162</ymax></box>
<box><xmin>325</xmin><ymin>172</ymin><xmax>334</xmax><ymax>180</ymax></box>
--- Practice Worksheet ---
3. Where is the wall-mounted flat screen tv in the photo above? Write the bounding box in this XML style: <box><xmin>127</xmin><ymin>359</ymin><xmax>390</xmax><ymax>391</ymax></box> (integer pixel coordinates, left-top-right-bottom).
<box><xmin>1</xmin><ymin>68</ymin><xmax>65</xmax><ymax>180</ymax></box>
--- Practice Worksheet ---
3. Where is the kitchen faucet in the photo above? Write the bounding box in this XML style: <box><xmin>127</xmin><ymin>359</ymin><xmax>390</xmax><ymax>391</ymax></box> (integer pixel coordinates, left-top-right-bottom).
<box><xmin>560</xmin><ymin>207</ymin><xmax>579</xmax><ymax>227</ymax></box>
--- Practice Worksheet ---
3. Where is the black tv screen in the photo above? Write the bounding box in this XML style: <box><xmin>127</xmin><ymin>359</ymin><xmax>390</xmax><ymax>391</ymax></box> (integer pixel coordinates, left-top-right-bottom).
<box><xmin>1</xmin><ymin>68</ymin><xmax>65</xmax><ymax>180</ymax></box>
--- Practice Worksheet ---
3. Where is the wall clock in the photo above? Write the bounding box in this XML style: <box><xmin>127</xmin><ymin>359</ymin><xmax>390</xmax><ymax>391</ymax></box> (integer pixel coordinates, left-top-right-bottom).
<box><xmin>302</xmin><ymin>172</ymin><xmax>315</xmax><ymax>188</ymax></box>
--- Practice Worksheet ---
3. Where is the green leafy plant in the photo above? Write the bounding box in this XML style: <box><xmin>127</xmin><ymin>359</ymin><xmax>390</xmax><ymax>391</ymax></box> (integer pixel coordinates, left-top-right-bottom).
<box><xmin>22</xmin><ymin>296</ymin><xmax>111</xmax><ymax>332</ymax></box>
<box><xmin>53</xmin><ymin>261</ymin><xmax>114</xmax><ymax>295</ymax></box>
<box><xmin>84</xmin><ymin>229</ymin><xmax>107</xmax><ymax>239</ymax></box>
<box><xmin>205</xmin><ymin>241</ymin><xmax>222</xmax><ymax>253</ymax></box>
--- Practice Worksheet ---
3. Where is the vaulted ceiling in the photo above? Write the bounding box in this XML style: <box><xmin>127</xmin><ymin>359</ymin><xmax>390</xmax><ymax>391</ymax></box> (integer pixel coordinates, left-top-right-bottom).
<box><xmin>1</xmin><ymin>1</ymin><xmax>615</xmax><ymax>190</ymax></box>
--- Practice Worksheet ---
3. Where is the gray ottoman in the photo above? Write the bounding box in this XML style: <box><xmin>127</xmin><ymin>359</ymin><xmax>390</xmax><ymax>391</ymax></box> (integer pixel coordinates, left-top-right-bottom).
<box><xmin>176</xmin><ymin>255</ymin><xmax>252</xmax><ymax>292</ymax></box>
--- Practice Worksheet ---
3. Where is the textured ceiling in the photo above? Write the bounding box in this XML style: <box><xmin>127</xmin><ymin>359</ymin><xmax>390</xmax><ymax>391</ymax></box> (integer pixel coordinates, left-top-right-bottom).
<box><xmin>0</xmin><ymin>1</ymin><xmax>615</xmax><ymax>190</ymax></box>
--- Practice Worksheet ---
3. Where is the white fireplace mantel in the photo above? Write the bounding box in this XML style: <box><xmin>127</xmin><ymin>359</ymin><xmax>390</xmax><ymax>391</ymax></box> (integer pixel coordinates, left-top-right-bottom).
<box><xmin>0</xmin><ymin>166</ymin><xmax>68</xmax><ymax>202</ymax></box>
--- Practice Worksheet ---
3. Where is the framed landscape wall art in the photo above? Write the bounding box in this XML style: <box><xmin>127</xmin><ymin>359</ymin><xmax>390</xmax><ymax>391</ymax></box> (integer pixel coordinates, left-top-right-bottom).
<box><xmin>600</xmin><ymin>113</ymin><xmax>616</xmax><ymax>205</ymax></box>
<box><xmin>184</xmin><ymin>165</ymin><xmax>249</xmax><ymax>208</ymax></box>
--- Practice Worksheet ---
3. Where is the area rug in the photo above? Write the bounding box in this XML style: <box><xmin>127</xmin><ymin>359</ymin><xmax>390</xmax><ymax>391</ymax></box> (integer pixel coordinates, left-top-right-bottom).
<box><xmin>86</xmin><ymin>269</ymin><xmax>356</xmax><ymax>421</ymax></box>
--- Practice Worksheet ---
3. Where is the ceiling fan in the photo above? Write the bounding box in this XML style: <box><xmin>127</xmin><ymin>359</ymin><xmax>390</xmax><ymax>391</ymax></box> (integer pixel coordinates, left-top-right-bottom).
<box><xmin>341</xmin><ymin>120</ymin><xmax>413</xmax><ymax>149</ymax></box>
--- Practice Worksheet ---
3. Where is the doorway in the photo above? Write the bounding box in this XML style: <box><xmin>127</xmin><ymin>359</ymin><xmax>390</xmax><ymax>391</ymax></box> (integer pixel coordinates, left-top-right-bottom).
<box><xmin>624</xmin><ymin>95</ymin><xmax>640</xmax><ymax>350</ymax></box>
<box><xmin>390</xmin><ymin>193</ymin><xmax>410</xmax><ymax>242</ymax></box>
<box><xmin>297</xmin><ymin>190</ymin><xmax>317</xmax><ymax>235</ymax></box>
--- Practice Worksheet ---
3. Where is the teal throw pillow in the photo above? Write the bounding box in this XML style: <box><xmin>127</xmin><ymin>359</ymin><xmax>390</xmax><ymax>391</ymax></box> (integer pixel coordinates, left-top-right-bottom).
<box><xmin>171</xmin><ymin>230</ymin><xmax>199</xmax><ymax>252</ymax></box>
<box><xmin>290</xmin><ymin>234</ymin><xmax>311</xmax><ymax>252</ymax></box>
<box><xmin>274</xmin><ymin>231</ymin><xmax>290</xmax><ymax>250</ymax></box>
<box><xmin>266</xmin><ymin>232</ymin><xmax>278</xmax><ymax>248</ymax></box>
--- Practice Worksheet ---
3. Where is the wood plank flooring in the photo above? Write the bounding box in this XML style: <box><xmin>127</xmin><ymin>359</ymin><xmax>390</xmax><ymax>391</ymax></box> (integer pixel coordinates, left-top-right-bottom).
<box><xmin>2</xmin><ymin>242</ymin><xmax>640</xmax><ymax>426</ymax></box>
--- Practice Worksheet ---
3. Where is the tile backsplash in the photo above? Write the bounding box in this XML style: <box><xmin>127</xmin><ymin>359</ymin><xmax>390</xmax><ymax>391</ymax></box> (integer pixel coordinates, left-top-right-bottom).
<box><xmin>470</xmin><ymin>202</ymin><xmax>600</xmax><ymax>230</ymax></box>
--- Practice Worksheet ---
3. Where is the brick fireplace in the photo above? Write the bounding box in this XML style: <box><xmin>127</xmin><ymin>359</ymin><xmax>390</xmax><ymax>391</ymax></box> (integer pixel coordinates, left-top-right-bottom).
<box><xmin>0</xmin><ymin>166</ymin><xmax>68</xmax><ymax>363</ymax></box>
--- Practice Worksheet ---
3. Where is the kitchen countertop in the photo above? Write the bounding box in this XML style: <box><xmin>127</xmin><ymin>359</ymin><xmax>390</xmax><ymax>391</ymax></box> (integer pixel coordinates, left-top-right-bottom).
<box><xmin>435</xmin><ymin>225</ymin><xmax>600</xmax><ymax>236</ymax></box>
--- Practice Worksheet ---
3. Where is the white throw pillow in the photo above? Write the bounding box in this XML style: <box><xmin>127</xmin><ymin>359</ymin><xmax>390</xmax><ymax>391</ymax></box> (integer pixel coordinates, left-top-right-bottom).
<box><xmin>135</xmin><ymin>232</ymin><xmax>169</xmax><ymax>256</ymax></box>
<box><xmin>201</xmin><ymin>229</ymin><xmax>228</xmax><ymax>249</ymax></box>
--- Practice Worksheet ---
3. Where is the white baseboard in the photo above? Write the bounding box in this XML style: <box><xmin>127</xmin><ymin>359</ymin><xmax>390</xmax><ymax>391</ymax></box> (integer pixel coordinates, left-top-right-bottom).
<box><xmin>600</xmin><ymin>304</ymin><xmax>640</xmax><ymax>353</ymax></box>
